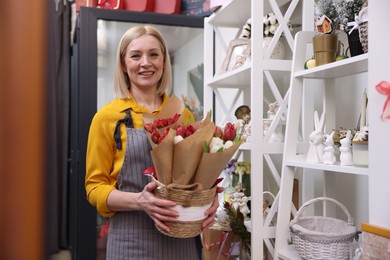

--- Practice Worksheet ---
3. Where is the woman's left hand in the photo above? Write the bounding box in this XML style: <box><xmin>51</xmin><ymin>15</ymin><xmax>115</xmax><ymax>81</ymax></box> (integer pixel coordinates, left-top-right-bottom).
<box><xmin>201</xmin><ymin>186</ymin><xmax>224</xmax><ymax>231</ymax></box>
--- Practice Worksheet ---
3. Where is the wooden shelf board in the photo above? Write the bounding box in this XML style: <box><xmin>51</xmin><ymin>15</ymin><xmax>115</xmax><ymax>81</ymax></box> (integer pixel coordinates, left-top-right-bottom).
<box><xmin>294</xmin><ymin>53</ymin><xmax>368</xmax><ymax>79</ymax></box>
<box><xmin>278</xmin><ymin>245</ymin><xmax>302</xmax><ymax>260</ymax></box>
<box><xmin>286</xmin><ymin>155</ymin><xmax>369</xmax><ymax>175</ymax></box>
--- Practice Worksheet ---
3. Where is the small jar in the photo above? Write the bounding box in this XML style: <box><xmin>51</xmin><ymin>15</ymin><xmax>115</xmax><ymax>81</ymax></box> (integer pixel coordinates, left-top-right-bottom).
<box><xmin>352</xmin><ymin>141</ymin><xmax>369</xmax><ymax>167</ymax></box>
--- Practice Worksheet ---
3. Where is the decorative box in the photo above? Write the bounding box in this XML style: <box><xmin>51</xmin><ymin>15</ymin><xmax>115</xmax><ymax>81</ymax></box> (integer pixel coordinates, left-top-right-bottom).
<box><xmin>123</xmin><ymin>0</ymin><xmax>154</xmax><ymax>12</ymax></box>
<box><xmin>181</xmin><ymin>0</ymin><xmax>212</xmax><ymax>17</ymax></box>
<box><xmin>154</xmin><ymin>0</ymin><xmax>181</xmax><ymax>14</ymax></box>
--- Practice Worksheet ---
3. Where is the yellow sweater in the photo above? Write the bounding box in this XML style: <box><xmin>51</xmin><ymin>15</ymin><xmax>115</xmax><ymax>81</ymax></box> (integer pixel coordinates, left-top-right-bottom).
<box><xmin>85</xmin><ymin>94</ymin><xmax>194</xmax><ymax>217</ymax></box>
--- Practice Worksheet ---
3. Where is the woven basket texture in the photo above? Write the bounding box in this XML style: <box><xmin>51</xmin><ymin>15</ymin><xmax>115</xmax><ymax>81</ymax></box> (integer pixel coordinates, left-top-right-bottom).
<box><xmin>154</xmin><ymin>184</ymin><xmax>216</xmax><ymax>238</ymax></box>
<box><xmin>359</xmin><ymin>21</ymin><xmax>368</xmax><ymax>53</ymax></box>
<box><xmin>290</xmin><ymin>197</ymin><xmax>357</xmax><ymax>260</ymax></box>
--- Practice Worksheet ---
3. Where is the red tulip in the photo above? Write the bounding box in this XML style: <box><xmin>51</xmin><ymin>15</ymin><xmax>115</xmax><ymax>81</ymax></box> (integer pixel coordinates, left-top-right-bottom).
<box><xmin>151</xmin><ymin>129</ymin><xmax>160</xmax><ymax>144</ymax></box>
<box><xmin>223</xmin><ymin>122</ymin><xmax>236</xmax><ymax>142</ymax></box>
<box><xmin>176</xmin><ymin>125</ymin><xmax>186</xmax><ymax>137</ymax></box>
<box><xmin>185</xmin><ymin>125</ymin><xmax>196</xmax><ymax>137</ymax></box>
<box><xmin>144</xmin><ymin>122</ymin><xmax>155</xmax><ymax>133</ymax></box>
<box><xmin>214</xmin><ymin>126</ymin><xmax>223</xmax><ymax>138</ymax></box>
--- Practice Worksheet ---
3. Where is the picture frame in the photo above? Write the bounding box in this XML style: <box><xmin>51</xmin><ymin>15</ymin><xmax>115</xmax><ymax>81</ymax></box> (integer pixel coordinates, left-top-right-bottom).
<box><xmin>220</xmin><ymin>38</ymin><xmax>251</xmax><ymax>74</ymax></box>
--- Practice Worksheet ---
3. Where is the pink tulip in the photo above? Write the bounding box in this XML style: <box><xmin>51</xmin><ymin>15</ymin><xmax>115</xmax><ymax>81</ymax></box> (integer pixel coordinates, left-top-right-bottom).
<box><xmin>214</xmin><ymin>126</ymin><xmax>223</xmax><ymax>138</ymax></box>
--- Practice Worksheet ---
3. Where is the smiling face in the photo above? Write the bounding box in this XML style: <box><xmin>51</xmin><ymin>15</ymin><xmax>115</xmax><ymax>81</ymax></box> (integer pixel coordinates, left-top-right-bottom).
<box><xmin>122</xmin><ymin>34</ymin><xmax>164</xmax><ymax>93</ymax></box>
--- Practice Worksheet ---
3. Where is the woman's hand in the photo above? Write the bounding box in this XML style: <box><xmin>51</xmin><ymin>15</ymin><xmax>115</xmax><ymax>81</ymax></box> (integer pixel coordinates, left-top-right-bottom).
<box><xmin>138</xmin><ymin>182</ymin><xmax>179</xmax><ymax>232</ymax></box>
<box><xmin>202</xmin><ymin>186</ymin><xmax>224</xmax><ymax>231</ymax></box>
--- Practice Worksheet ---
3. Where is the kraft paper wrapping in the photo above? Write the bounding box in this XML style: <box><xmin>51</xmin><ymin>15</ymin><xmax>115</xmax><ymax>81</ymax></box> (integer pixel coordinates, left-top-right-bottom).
<box><xmin>150</xmin><ymin>129</ymin><xmax>175</xmax><ymax>185</ymax></box>
<box><xmin>143</xmin><ymin>94</ymin><xmax>185</xmax><ymax>184</ymax></box>
<box><xmin>171</xmin><ymin>121</ymin><xmax>215</xmax><ymax>185</ymax></box>
<box><xmin>194</xmin><ymin>139</ymin><xmax>245</xmax><ymax>189</ymax></box>
<box><xmin>143</xmin><ymin>95</ymin><xmax>244</xmax><ymax>190</ymax></box>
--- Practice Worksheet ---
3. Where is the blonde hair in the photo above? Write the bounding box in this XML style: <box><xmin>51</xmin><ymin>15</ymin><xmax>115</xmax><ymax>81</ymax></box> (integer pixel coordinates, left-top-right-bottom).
<box><xmin>114</xmin><ymin>25</ymin><xmax>172</xmax><ymax>98</ymax></box>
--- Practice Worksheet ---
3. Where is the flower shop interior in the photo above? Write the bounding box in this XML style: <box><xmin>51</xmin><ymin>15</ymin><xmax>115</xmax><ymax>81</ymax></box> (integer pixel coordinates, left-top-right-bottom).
<box><xmin>2</xmin><ymin>0</ymin><xmax>389</xmax><ymax>260</ymax></box>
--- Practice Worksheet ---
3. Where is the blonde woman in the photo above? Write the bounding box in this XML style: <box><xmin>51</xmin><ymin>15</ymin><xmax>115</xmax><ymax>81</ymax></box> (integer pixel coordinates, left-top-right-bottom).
<box><xmin>85</xmin><ymin>25</ymin><xmax>220</xmax><ymax>260</ymax></box>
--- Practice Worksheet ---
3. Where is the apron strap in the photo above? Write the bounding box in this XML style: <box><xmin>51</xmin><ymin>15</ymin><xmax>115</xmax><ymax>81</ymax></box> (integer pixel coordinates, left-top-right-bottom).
<box><xmin>113</xmin><ymin>109</ymin><xmax>133</xmax><ymax>150</ymax></box>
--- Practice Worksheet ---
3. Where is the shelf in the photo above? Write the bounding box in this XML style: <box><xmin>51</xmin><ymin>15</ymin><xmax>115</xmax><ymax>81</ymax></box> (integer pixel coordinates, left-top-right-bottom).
<box><xmin>240</xmin><ymin>142</ymin><xmax>284</xmax><ymax>154</ymax></box>
<box><xmin>208</xmin><ymin>0</ymin><xmax>251</xmax><ymax>27</ymax></box>
<box><xmin>294</xmin><ymin>53</ymin><xmax>368</xmax><ymax>79</ymax></box>
<box><xmin>208</xmin><ymin>0</ymin><xmax>291</xmax><ymax>27</ymax></box>
<box><xmin>286</xmin><ymin>155</ymin><xmax>369</xmax><ymax>175</ymax></box>
<box><xmin>207</xmin><ymin>62</ymin><xmax>251</xmax><ymax>87</ymax></box>
<box><xmin>278</xmin><ymin>245</ymin><xmax>302</xmax><ymax>260</ymax></box>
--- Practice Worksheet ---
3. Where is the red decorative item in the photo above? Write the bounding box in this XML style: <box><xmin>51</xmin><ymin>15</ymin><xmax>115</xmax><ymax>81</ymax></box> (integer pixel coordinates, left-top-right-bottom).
<box><xmin>97</xmin><ymin>0</ymin><xmax>123</xmax><ymax>9</ymax></box>
<box><xmin>375</xmin><ymin>80</ymin><xmax>390</xmax><ymax>121</ymax></box>
<box><xmin>123</xmin><ymin>0</ymin><xmax>154</xmax><ymax>12</ymax></box>
<box><xmin>76</xmin><ymin>0</ymin><xmax>98</xmax><ymax>12</ymax></box>
<box><xmin>154</xmin><ymin>0</ymin><xmax>181</xmax><ymax>14</ymax></box>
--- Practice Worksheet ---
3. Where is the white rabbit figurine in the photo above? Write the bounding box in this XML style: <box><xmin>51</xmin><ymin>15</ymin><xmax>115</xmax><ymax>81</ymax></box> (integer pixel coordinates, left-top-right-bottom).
<box><xmin>238</xmin><ymin>196</ymin><xmax>251</xmax><ymax>217</ymax></box>
<box><xmin>323</xmin><ymin>131</ymin><xmax>337</xmax><ymax>165</ymax></box>
<box><xmin>306</xmin><ymin>111</ymin><xmax>326</xmax><ymax>163</ymax></box>
<box><xmin>340</xmin><ymin>130</ymin><xmax>353</xmax><ymax>166</ymax></box>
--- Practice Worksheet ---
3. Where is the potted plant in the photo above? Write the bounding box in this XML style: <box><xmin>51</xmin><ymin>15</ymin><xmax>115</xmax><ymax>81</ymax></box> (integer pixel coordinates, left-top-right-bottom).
<box><xmin>313</xmin><ymin>0</ymin><xmax>339</xmax><ymax>65</ymax></box>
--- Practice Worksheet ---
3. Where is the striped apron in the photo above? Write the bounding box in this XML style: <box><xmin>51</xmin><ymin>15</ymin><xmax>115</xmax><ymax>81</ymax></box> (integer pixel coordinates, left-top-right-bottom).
<box><xmin>106</xmin><ymin>110</ymin><xmax>201</xmax><ymax>260</ymax></box>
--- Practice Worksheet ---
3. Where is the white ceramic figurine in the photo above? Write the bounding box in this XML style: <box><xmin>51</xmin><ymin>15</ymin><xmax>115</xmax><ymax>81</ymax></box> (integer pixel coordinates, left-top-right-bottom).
<box><xmin>306</xmin><ymin>110</ymin><xmax>325</xmax><ymax>163</ymax></box>
<box><xmin>323</xmin><ymin>131</ymin><xmax>337</xmax><ymax>165</ymax></box>
<box><xmin>339</xmin><ymin>130</ymin><xmax>353</xmax><ymax>166</ymax></box>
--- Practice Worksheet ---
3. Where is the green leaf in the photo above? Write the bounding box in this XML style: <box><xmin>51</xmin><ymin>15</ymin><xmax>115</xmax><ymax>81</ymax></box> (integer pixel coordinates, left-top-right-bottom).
<box><xmin>203</xmin><ymin>141</ymin><xmax>209</xmax><ymax>153</ymax></box>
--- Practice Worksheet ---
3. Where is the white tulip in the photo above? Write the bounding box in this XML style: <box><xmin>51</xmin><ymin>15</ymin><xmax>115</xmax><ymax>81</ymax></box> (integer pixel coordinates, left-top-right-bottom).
<box><xmin>173</xmin><ymin>135</ymin><xmax>184</xmax><ymax>144</ymax></box>
<box><xmin>224</xmin><ymin>140</ymin><xmax>234</xmax><ymax>150</ymax></box>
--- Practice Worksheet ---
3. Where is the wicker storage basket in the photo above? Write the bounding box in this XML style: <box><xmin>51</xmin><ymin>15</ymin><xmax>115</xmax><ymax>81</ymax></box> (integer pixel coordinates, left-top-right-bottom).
<box><xmin>153</xmin><ymin>180</ymin><xmax>216</xmax><ymax>238</ymax></box>
<box><xmin>290</xmin><ymin>197</ymin><xmax>357</xmax><ymax>260</ymax></box>
<box><xmin>359</xmin><ymin>21</ymin><xmax>368</xmax><ymax>53</ymax></box>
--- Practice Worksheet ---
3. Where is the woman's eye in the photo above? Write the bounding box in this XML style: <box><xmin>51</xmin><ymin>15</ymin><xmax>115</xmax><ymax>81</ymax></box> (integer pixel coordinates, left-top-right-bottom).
<box><xmin>130</xmin><ymin>54</ymin><xmax>140</xmax><ymax>59</ymax></box>
<box><xmin>150</xmin><ymin>53</ymin><xmax>159</xmax><ymax>57</ymax></box>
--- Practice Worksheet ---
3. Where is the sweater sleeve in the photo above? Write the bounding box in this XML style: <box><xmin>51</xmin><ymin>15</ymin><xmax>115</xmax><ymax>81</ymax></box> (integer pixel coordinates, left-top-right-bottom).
<box><xmin>85</xmin><ymin>110</ymin><xmax>119</xmax><ymax>217</ymax></box>
<box><xmin>183</xmin><ymin>108</ymin><xmax>195</xmax><ymax>125</ymax></box>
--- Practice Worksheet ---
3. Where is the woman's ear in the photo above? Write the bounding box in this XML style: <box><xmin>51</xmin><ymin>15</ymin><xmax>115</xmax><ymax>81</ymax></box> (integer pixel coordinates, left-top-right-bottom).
<box><xmin>121</xmin><ymin>60</ymin><xmax>127</xmax><ymax>72</ymax></box>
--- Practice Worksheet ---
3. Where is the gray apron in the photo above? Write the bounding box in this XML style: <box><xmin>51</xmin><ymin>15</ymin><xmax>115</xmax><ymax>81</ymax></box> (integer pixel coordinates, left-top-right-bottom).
<box><xmin>106</xmin><ymin>109</ymin><xmax>201</xmax><ymax>260</ymax></box>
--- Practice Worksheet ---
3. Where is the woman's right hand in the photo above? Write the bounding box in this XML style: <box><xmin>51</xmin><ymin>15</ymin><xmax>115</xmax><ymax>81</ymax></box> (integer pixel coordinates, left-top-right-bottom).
<box><xmin>138</xmin><ymin>182</ymin><xmax>178</xmax><ymax>232</ymax></box>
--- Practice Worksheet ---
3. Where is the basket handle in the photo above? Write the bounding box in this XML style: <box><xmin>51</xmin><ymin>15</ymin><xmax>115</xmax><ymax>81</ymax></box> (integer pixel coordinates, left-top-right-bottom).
<box><xmin>263</xmin><ymin>191</ymin><xmax>275</xmax><ymax>202</ymax></box>
<box><xmin>290</xmin><ymin>197</ymin><xmax>355</xmax><ymax>226</ymax></box>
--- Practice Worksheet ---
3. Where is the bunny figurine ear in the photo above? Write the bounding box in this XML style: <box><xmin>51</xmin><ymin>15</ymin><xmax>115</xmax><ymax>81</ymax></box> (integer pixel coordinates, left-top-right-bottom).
<box><xmin>314</xmin><ymin>110</ymin><xmax>326</xmax><ymax>131</ymax></box>
<box><xmin>314</xmin><ymin>110</ymin><xmax>319</xmax><ymax>130</ymax></box>
<box><xmin>318</xmin><ymin>111</ymin><xmax>326</xmax><ymax>132</ymax></box>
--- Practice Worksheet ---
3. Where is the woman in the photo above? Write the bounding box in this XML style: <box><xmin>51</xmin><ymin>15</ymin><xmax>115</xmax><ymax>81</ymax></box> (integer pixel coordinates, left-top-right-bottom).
<box><xmin>85</xmin><ymin>25</ymin><xmax>220</xmax><ymax>259</ymax></box>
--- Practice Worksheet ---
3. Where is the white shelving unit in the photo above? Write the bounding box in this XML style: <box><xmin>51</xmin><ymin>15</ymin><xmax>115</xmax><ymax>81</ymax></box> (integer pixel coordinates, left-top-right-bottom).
<box><xmin>274</xmin><ymin>31</ymin><xmax>369</xmax><ymax>259</ymax></box>
<box><xmin>204</xmin><ymin>0</ymin><xmax>302</xmax><ymax>259</ymax></box>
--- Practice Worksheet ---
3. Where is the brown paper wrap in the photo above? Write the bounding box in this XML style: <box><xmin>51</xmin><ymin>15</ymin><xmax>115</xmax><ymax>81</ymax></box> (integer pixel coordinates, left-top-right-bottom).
<box><xmin>193</xmin><ymin>139</ymin><xmax>245</xmax><ymax>189</ymax></box>
<box><xmin>171</xmin><ymin>121</ymin><xmax>215</xmax><ymax>185</ymax></box>
<box><xmin>150</xmin><ymin>129</ymin><xmax>175</xmax><ymax>185</ymax></box>
<box><xmin>143</xmin><ymin>95</ymin><xmax>185</xmax><ymax>184</ymax></box>
<box><xmin>143</xmin><ymin>95</ymin><xmax>244</xmax><ymax>190</ymax></box>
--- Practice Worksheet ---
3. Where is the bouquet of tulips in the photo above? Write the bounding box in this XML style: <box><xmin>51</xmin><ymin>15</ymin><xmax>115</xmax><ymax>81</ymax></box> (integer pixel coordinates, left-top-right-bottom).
<box><xmin>142</xmin><ymin>94</ymin><xmax>245</xmax><ymax>190</ymax></box>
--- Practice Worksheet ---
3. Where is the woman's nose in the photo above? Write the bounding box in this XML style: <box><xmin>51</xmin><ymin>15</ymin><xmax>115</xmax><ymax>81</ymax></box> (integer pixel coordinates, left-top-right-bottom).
<box><xmin>141</xmin><ymin>55</ymin><xmax>151</xmax><ymax>68</ymax></box>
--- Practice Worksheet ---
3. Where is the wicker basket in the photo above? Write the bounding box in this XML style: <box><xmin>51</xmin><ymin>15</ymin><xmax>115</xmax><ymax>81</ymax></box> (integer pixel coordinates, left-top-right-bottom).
<box><xmin>359</xmin><ymin>21</ymin><xmax>368</xmax><ymax>53</ymax></box>
<box><xmin>290</xmin><ymin>197</ymin><xmax>357</xmax><ymax>260</ymax></box>
<box><xmin>153</xmin><ymin>180</ymin><xmax>216</xmax><ymax>238</ymax></box>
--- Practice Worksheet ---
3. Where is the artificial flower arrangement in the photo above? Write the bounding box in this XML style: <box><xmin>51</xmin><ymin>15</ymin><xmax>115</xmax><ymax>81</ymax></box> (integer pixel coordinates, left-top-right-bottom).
<box><xmin>142</xmin><ymin>95</ymin><xmax>245</xmax><ymax>238</ymax></box>
<box><xmin>223</xmin><ymin>201</ymin><xmax>251</xmax><ymax>257</ymax></box>
<box><xmin>225</xmin><ymin>159</ymin><xmax>251</xmax><ymax>197</ymax></box>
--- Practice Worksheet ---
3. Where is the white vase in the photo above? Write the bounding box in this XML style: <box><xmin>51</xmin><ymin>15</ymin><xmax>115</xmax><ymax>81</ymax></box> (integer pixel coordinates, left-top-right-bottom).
<box><xmin>263</xmin><ymin>36</ymin><xmax>285</xmax><ymax>60</ymax></box>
